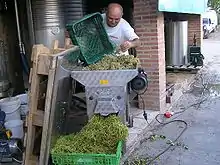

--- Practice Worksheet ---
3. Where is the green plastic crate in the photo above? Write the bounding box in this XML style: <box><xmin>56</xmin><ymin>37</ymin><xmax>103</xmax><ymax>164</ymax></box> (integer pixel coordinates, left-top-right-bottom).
<box><xmin>51</xmin><ymin>141</ymin><xmax>122</xmax><ymax>165</ymax></box>
<box><xmin>66</xmin><ymin>12</ymin><xmax>115</xmax><ymax>65</ymax></box>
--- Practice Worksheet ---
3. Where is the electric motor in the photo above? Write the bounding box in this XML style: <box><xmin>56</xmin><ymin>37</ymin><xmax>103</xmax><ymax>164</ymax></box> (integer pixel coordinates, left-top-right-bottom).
<box><xmin>130</xmin><ymin>68</ymin><xmax>148</xmax><ymax>91</ymax></box>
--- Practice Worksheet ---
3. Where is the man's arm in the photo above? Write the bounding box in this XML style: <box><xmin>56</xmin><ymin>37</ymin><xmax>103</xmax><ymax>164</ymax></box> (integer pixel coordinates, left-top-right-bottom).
<box><xmin>120</xmin><ymin>38</ymin><xmax>140</xmax><ymax>52</ymax></box>
<box><xmin>129</xmin><ymin>38</ymin><xmax>141</xmax><ymax>48</ymax></box>
<box><xmin>120</xmin><ymin>20</ymin><xmax>141</xmax><ymax>52</ymax></box>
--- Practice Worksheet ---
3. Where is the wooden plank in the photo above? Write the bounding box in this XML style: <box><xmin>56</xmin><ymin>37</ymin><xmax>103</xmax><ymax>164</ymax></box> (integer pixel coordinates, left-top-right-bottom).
<box><xmin>42</xmin><ymin>58</ymin><xmax>67</xmax><ymax>165</ymax></box>
<box><xmin>24</xmin><ymin>44</ymin><xmax>80</xmax><ymax>165</ymax></box>
<box><xmin>51</xmin><ymin>48</ymin><xmax>66</xmax><ymax>54</ymax></box>
<box><xmin>25</xmin><ymin>110</ymin><xmax>44</xmax><ymax>127</ymax></box>
<box><xmin>51</xmin><ymin>39</ymin><xmax>75</xmax><ymax>54</ymax></box>
<box><xmin>33</xmin><ymin>110</ymin><xmax>44</xmax><ymax>127</ymax></box>
<box><xmin>52</xmin><ymin>40</ymin><xmax>59</xmax><ymax>50</ymax></box>
<box><xmin>39</xmin><ymin>67</ymin><xmax>57</xmax><ymax>165</ymax></box>
<box><xmin>42</xmin><ymin>47</ymin><xmax>80</xmax><ymax>165</ymax></box>
<box><xmin>24</xmin><ymin>45</ymin><xmax>47</xmax><ymax>165</ymax></box>
<box><xmin>23</xmin><ymin>132</ymin><xmax>27</xmax><ymax>164</ymax></box>
<box><xmin>29</xmin><ymin>68</ymin><xmax>33</xmax><ymax>84</ymax></box>
<box><xmin>39</xmin><ymin>40</ymin><xmax>62</xmax><ymax>165</ymax></box>
<box><xmin>31</xmin><ymin>44</ymin><xmax>50</xmax><ymax>62</ymax></box>
<box><xmin>37</xmin><ymin>54</ymin><xmax>52</xmax><ymax>75</ymax></box>
<box><xmin>28</xmin><ymin>155</ymin><xmax>38</xmax><ymax>165</ymax></box>
<box><xmin>24</xmin><ymin>42</ymin><xmax>78</xmax><ymax>165</ymax></box>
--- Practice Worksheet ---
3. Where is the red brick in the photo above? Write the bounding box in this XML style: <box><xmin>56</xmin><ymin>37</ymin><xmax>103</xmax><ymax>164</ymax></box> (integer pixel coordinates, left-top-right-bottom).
<box><xmin>147</xmin><ymin>59</ymin><xmax>159</xmax><ymax>63</ymax></box>
<box><xmin>187</xmin><ymin>14</ymin><xmax>202</xmax><ymax>46</ymax></box>
<box><xmin>142</xmin><ymin>32</ymin><xmax>158</xmax><ymax>36</ymax></box>
<box><xmin>134</xmin><ymin>16</ymin><xmax>142</xmax><ymax>21</ymax></box>
<box><xmin>140</xmin><ymin>63</ymin><xmax>153</xmax><ymax>68</ymax></box>
<box><xmin>151</xmin><ymin>45</ymin><xmax>159</xmax><ymax>49</ymax></box>
<box><xmin>134</xmin><ymin>0</ymin><xmax>166</xmax><ymax>111</ymax></box>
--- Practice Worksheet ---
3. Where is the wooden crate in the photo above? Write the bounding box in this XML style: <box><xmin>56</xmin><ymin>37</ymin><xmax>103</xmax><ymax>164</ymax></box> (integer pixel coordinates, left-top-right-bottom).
<box><xmin>23</xmin><ymin>39</ymin><xmax>78</xmax><ymax>165</ymax></box>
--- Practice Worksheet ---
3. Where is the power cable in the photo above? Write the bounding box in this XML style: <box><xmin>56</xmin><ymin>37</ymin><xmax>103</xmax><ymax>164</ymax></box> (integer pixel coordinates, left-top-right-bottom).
<box><xmin>144</xmin><ymin>75</ymin><xmax>209</xmax><ymax>164</ymax></box>
<box><xmin>12</xmin><ymin>157</ymin><xmax>23</xmax><ymax>164</ymax></box>
<box><xmin>145</xmin><ymin>114</ymin><xmax>188</xmax><ymax>165</ymax></box>
<box><xmin>139</xmin><ymin>95</ymin><xmax>149</xmax><ymax>125</ymax></box>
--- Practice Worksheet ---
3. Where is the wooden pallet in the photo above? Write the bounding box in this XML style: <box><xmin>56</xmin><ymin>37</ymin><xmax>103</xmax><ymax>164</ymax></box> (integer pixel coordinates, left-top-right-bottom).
<box><xmin>23</xmin><ymin>39</ymin><xmax>78</xmax><ymax>165</ymax></box>
<box><xmin>166</xmin><ymin>64</ymin><xmax>203</xmax><ymax>73</ymax></box>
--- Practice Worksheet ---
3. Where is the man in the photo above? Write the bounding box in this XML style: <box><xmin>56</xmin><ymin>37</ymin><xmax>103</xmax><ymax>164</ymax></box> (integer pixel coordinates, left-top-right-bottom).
<box><xmin>102</xmin><ymin>3</ymin><xmax>140</xmax><ymax>54</ymax></box>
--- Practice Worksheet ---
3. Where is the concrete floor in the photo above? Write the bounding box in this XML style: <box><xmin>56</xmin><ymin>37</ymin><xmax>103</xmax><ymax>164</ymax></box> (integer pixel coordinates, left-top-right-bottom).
<box><xmin>124</xmin><ymin>30</ymin><xmax>220</xmax><ymax>164</ymax></box>
<box><xmin>124</xmin><ymin>62</ymin><xmax>197</xmax><ymax>162</ymax></box>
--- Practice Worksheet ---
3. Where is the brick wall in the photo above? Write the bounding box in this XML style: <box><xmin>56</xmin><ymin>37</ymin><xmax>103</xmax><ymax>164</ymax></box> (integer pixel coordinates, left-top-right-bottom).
<box><xmin>133</xmin><ymin>0</ymin><xmax>166</xmax><ymax>111</ymax></box>
<box><xmin>188</xmin><ymin>14</ymin><xmax>202</xmax><ymax>46</ymax></box>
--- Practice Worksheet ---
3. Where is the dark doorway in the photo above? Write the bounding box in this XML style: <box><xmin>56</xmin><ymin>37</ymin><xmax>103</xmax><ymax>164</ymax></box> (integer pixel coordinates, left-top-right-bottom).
<box><xmin>0</xmin><ymin>0</ymin><xmax>25</xmax><ymax>94</ymax></box>
<box><xmin>86</xmin><ymin>0</ymin><xmax>134</xmax><ymax>26</ymax></box>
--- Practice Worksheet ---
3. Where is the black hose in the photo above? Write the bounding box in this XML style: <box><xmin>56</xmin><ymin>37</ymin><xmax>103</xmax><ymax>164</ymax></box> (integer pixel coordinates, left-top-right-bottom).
<box><xmin>20</xmin><ymin>51</ymin><xmax>30</xmax><ymax>75</ymax></box>
<box><xmin>129</xmin><ymin>73</ymin><xmax>188</xmax><ymax>164</ymax></box>
<box><xmin>145</xmin><ymin>97</ymin><xmax>210</xmax><ymax>164</ymax></box>
<box><xmin>139</xmin><ymin>95</ymin><xmax>150</xmax><ymax>125</ymax></box>
<box><xmin>146</xmin><ymin>114</ymin><xmax>188</xmax><ymax>165</ymax></box>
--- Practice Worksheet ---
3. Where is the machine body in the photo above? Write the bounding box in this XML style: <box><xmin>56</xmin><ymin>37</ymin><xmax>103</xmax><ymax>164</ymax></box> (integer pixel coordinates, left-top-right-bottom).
<box><xmin>70</xmin><ymin>69</ymin><xmax>138</xmax><ymax>124</ymax></box>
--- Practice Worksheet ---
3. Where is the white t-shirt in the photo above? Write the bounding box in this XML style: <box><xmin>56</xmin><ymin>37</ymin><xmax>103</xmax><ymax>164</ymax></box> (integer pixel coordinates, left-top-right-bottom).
<box><xmin>102</xmin><ymin>13</ymin><xmax>139</xmax><ymax>47</ymax></box>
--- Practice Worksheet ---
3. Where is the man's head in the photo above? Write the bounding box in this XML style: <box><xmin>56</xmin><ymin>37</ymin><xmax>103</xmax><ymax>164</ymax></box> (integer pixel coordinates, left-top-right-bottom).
<box><xmin>106</xmin><ymin>3</ymin><xmax>123</xmax><ymax>27</ymax></box>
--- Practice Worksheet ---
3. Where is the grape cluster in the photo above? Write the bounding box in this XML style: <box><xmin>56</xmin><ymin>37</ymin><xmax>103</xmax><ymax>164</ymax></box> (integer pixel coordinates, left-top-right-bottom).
<box><xmin>83</xmin><ymin>54</ymin><xmax>140</xmax><ymax>71</ymax></box>
<box><xmin>51</xmin><ymin>114</ymin><xmax>128</xmax><ymax>154</ymax></box>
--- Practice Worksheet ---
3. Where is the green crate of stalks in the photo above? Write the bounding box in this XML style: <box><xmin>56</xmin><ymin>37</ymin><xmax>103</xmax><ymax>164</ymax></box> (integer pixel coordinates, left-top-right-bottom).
<box><xmin>51</xmin><ymin>140</ymin><xmax>122</xmax><ymax>165</ymax></box>
<box><xmin>51</xmin><ymin>115</ymin><xmax>128</xmax><ymax>165</ymax></box>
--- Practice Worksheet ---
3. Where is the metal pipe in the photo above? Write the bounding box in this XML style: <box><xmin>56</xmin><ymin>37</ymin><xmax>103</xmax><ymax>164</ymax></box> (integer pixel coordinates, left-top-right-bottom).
<box><xmin>14</xmin><ymin>0</ymin><xmax>30</xmax><ymax>75</ymax></box>
<box><xmin>26</xmin><ymin>0</ymin><xmax>35</xmax><ymax>46</ymax></box>
<box><xmin>14</xmin><ymin>0</ymin><xmax>21</xmax><ymax>44</ymax></box>
<box><xmin>14</xmin><ymin>0</ymin><xmax>25</xmax><ymax>55</ymax></box>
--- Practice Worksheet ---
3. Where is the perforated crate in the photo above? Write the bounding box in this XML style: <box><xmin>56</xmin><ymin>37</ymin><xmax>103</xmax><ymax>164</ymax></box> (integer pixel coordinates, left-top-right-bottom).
<box><xmin>66</xmin><ymin>12</ymin><xmax>115</xmax><ymax>65</ymax></box>
<box><xmin>51</xmin><ymin>141</ymin><xmax>122</xmax><ymax>165</ymax></box>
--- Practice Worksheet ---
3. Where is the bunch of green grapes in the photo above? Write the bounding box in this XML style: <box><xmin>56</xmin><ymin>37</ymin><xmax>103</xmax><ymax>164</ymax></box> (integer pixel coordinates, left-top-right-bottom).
<box><xmin>83</xmin><ymin>54</ymin><xmax>140</xmax><ymax>71</ymax></box>
<box><xmin>51</xmin><ymin>114</ymin><xmax>128</xmax><ymax>155</ymax></box>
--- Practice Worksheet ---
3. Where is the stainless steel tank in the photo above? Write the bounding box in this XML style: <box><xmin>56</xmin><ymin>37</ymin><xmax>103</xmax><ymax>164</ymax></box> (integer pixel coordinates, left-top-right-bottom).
<box><xmin>165</xmin><ymin>21</ymin><xmax>188</xmax><ymax>66</ymax></box>
<box><xmin>31</xmin><ymin>0</ymin><xmax>66</xmax><ymax>48</ymax></box>
<box><xmin>30</xmin><ymin>0</ymin><xmax>87</xmax><ymax>48</ymax></box>
<box><xmin>63</xmin><ymin>0</ymin><xmax>87</xmax><ymax>24</ymax></box>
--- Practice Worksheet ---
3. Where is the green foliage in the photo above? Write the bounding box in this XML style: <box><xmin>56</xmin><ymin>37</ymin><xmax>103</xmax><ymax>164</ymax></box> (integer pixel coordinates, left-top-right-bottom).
<box><xmin>51</xmin><ymin>114</ymin><xmax>128</xmax><ymax>154</ymax></box>
<box><xmin>208</xmin><ymin>0</ymin><xmax>220</xmax><ymax>12</ymax></box>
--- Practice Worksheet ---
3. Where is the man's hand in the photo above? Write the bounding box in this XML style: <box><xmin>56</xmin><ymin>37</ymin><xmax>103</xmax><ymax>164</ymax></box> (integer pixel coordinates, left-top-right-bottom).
<box><xmin>120</xmin><ymin>41</ymin><xmax>132</xmax><ymax>52</ymax></box>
